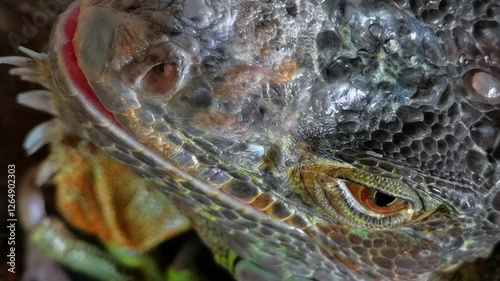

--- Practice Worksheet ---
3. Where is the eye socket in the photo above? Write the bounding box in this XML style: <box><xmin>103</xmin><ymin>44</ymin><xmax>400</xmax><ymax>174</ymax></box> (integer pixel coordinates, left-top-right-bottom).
<box><xmin>346</xmin><ymin>181</ymin><xmax>408</xmax><ymax>215</ymax></box>
<box><xmin>142</xmin><ymin>63</ymin><xmax>179</xmax><ymax>95</ymax></box>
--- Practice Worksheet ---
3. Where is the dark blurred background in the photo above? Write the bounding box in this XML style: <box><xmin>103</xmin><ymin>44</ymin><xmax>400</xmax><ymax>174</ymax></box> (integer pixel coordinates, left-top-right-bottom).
<box><xmin>0</xmin><ymin>1</ymin><xmax>63</xmax><ymax>280</ymax></box>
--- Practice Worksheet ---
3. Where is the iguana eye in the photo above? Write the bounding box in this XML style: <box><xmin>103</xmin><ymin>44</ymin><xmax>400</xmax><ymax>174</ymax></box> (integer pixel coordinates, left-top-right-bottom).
<box><xmin>142</xmin><ymin>62</ymin><xmax>179</xmax><ymax>95</ymax></box>
<box><xmin>292</xmin><ymin>164</ymin><xmax>431</xmax><ymax>228</ymax></box>
<box><xmin>346</xmin><ymin>181</ymin><xmax>408</xmax><ymax>215</ymax></box>
<box><xmin>330</xmin><ymin>178</ymin><xmax>416</xmax><ymax>228</ymax></box>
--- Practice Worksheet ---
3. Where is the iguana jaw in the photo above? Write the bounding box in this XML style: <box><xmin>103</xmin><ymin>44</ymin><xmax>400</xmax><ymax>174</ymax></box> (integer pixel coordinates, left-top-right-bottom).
<box><xmin>50</xmin><ymin>1</ymin><xmax>119</xmax><ymax>127</ymax></box>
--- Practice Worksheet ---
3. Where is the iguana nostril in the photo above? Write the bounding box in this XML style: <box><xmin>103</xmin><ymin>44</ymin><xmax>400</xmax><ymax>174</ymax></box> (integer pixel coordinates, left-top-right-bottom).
<box><xmin>470</xmin><ymin>71</ymin><xmax>500</xmax><ymax>105</ymax></box>
<box><xmin>142</xmin><ymin>63</ymin><xmax>179</xmax><ymax>95</ymax></box>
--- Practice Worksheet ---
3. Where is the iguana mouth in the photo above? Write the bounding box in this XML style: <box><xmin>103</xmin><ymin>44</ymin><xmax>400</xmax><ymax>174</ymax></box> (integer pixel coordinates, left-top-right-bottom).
<box><xmin>57</xmin><ymin>3</ymin><xmax>118</xmax><ymax>126</ymax></box>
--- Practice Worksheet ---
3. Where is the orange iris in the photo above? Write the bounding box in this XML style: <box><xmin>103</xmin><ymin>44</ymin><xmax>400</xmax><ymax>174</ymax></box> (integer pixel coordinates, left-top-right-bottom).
<box><xmin>346</xmin><ymin>182</ymin><xmax>407</xmax><ymax>214</ymax></box>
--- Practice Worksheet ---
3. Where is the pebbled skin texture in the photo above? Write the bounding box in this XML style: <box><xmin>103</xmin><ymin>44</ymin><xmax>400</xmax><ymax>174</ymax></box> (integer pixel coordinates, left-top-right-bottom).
<box><xmin>44</xmin><ymin>0</ymin><xmax>500</xmax><ymax>280</ymax></box>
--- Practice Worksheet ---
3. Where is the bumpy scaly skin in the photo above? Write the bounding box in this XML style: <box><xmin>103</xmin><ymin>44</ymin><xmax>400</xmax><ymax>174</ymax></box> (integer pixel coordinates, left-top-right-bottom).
<box><xmin>43</xmin><ymin>0</ymin><xmax>500</xmax><ymax>280</ymax></box>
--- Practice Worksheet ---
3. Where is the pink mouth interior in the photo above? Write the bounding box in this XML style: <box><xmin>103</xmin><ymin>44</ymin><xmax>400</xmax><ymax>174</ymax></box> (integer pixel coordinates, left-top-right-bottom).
<box><xmin>61</xmin><ymin>5</ymin><xmax>119</xmax><ymax>126</ymax></box>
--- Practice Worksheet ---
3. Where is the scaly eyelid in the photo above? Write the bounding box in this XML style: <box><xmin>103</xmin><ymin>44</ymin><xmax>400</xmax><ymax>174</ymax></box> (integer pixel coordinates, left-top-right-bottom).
<box><xmin>325</xmin><ymin>166</ymin><xmax>422</xmax><ymax>211</ymax></box>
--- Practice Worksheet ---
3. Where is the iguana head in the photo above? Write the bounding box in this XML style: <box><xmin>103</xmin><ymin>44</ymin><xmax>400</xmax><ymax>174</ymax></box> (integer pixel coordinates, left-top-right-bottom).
<box><xmin>48</xmin><ymin>0</ymin><xmax>500</xmax><ymax>279</ymax></box>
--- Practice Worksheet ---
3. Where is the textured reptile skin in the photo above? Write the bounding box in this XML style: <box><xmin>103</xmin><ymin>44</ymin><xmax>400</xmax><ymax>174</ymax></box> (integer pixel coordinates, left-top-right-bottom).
<box><xmin>40</xmin><ymin>0</ymin><xmax>500</xmax><ymax>280</ymax></box>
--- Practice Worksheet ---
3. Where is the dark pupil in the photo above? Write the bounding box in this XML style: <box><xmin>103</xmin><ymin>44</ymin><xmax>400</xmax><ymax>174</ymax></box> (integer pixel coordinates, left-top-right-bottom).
<box><xmin>374</xmin><ymin>192</ymin><xmax>396</xmax><ymax>207</ymax></box>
